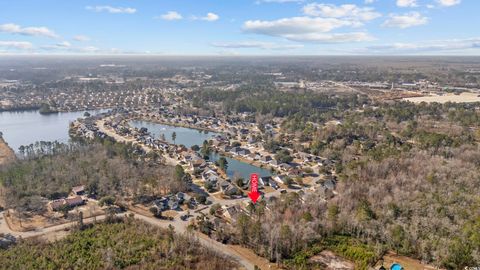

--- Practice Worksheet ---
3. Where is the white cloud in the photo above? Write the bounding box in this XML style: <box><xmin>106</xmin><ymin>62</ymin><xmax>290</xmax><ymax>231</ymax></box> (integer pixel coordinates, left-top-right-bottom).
<box><xmin>303</xmin><ymin>3</ymin><xmax>381</xmax><ymax>22</ymax></box>
<box><xmin>244</xmin><ymin>17</ymin><xmax>356</xmax><ymax>35</ymax></box>
<box><xmin>73</xmin><ymin>35</ymin><xmax>90</xmax><ymax>42</ymax></box>
<box><xmin>0</xmin><ymin>23</ymin><xmax>58</xmax><ymax>38</ymax></box>
<box><xmin>436</xmin><ymin>0</ymin><xmax>461</xmax><ymax>7</ymax></box>
<box><xmin>243</xmin><ymin>17</ymin><xmax>373</xmax><ymax>42</ymax></box>
<box><xmin>0</xmin><ymin>41</ymin><xmax>33</xmax><ymax>50</ymax></box>
<box><xmin>56</xmin><ymin>41</ymin><xmax>71</xmax><ymax>47</ymax></box>
<box><xmin>79</xmin><ymin>46</ymin><xmax>100</xmax><ymax>53</ymax></box>
<box><xmin>285</xmin><ymin>32</ymin><xmax>374</xmax><ymax>42</ymax></box>
<box><xmin>211</xmin><ymin>41</ymin><xmax>303</xmax><ymax>50</ymax></box>
<box><xmin>86</xmin><ymin>6</ymin><xmax>136</xmax><ymax>14</ymax></box>
<box><xmin>382</xmin><ymin>12</ymin><xmax>428</xmax><ymax>28</ymax></box>
<box><xmin>192</xmin><ymin>13</ymin><xmax>220</xmax><ymax>21</ymax></box>
<box><xmin>202</xmin><ymin>13</ymin><xmax>220</xmax><ymax>21</ymax></box>
<box><xmin>364</xmin><ymin>37</ymin><xmax>480</xmax><ymax>54</ymax></box>
<box><xmin>159</xmin><ymin>11</ymin><xmax>183</xmax><ymax>21</ymax></box>
<box><xmin>257</xmin><ymin>0</ymin><xmax>304</xmax><ymax>3</ymax></box>
<box><xmin>40</xmin><ymin>41</ymin><xmax>72</xmax><ymax>50</ymax></box>
<box><xmin>365</xmin><ymin>0</ymin><xmax>376</xmax><ymax>4</ymax></box>
<box><xmin>396</xmin><ymin>0</ymin><xmax>418</xmax><ymax>7</ymax></box>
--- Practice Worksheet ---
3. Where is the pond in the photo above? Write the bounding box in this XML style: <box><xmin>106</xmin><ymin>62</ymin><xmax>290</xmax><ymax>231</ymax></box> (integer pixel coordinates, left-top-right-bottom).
<box><xmin>129</xmin><ymin>120</ymin><xmax>271</xmax><ymax>179</ymax></box>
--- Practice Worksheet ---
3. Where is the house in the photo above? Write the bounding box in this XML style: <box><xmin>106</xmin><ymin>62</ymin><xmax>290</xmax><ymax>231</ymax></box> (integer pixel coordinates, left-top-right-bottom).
<box><xmin>274</xmin><ymin>175</ymin><xmax>290</xmax><ymax>185</ymax></box>
<box><xmin>154</xmin><ymin>198</ymin><xmax>169</xmax><ymax>211</ymax></box>
<box><xmin>238</xmin><ymin>149</ymin><xmax>251</xmax><ymax>156</ymax></box>
<box><xmin>288</xmin><ymin>168</ymin><xmax>303</xmax><ymax>177</ymax></box>
<box><xmin>222</xmin><ymin>205</ymin><xmax>241</xmax><ymax>221</ymax></box>
<box><xmin>218</xmin><ymin>180</ymin><xmax>231</xmax><ymax>191</ymax></box>
<box><xmin>71</xmin><ymin>185</ymin><xmax>85</xmax><ymax>196</ymax></box>
<box><xmin>49</xmin><ymin>200</ymin><xmax>66</xmax><ymax>211</ymax></box>
<box><xmin>65</xmin><ymin>196</ymin><xmax>85</xmax><ymax>208</ymax></box>
<box><xmin>229</xmin><ymin>147</ymin><xmax>242</xmax><ymax>154</ymax></box>
<box><xmin>223</xmin><ymin>184</ymin><xmax>240</xmax><ymax>197</ymax></box>
<box><xmin>280</xmin><ymin>163</ymin><xmax>293</xmax><ymax>171</ymax></box>
<box><xmin>190</xmin><ymin>159</ymin><xmax>207</xmax><ymax>171</ymax></box>
<box><xmin>261</xmin><ymin>155</ymin><xmax>272</xmax><ymax>163</ymax></box>
<box><xmin>259</xmin><ymin>176</ymin><xmax>272</xmax><ymax>187</ymax></box>
<box><xmin>269</xmin><ymin>159</ymin><xmax>279</xmax><ymax>166</ymax></box>
<box><xmin>49</xmin><ymin>196</ymin><xmax>85</xmax><ymax>211</ymax></box>
<box><xmin>168</xmin><ymin>199</ymin><xmax>180</xmax><ymax>210</ymax></box>
<box><xmin>219</xmin><ymin>145</ymin><xmax>231</xmax><ymax>152</ymax></box>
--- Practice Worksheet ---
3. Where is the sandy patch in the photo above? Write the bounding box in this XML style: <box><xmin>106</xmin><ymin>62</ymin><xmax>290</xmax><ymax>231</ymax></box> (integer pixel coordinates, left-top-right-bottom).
<box><xmin>404</xmin><ymin>92</ymin><xmax>480</xmax><ymax>104</ymax></box>
<box><xmin>309</xmin><ymin>250</ymin><xmax>355</xmax><ymax>270</ymax></box>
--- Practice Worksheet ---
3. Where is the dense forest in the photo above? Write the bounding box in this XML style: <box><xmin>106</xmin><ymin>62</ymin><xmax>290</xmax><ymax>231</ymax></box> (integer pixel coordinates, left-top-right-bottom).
<box><xmin>0</xmin><ymin>217</ymin><xmax>237</xmax><ymax>269</ymax></box>
<box><xmin>188</xmin><ymin>86</ymin><xmax>480</xmax><ymax>269</ymax></box>
<box><xmin>210</xmin><ymin>147</ymin><xmax>480</xmax><ymax>269</ymax></box>
<box><xmin>0</xmin><ymin>140</ymin><xmax>184</xmax><ymax>215</ymax></box>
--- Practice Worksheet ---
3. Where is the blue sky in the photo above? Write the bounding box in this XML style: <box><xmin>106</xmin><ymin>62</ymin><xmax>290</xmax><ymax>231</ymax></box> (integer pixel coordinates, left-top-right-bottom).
<box><xmin>0</xmin><ymin>0</ymin><xmax>477</xmax><ymax>55</ymax></box>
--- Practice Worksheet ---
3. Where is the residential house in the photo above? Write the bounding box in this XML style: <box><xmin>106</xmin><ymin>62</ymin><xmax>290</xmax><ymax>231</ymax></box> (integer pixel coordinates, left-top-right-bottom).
<box><xmin>274</xmin><ymin>175</ymin><xmax>290</xmax><ymax>185</ymax></box>
<box><xmin>71</xmin><ymin>185</ymin><xmax>85</xmax><ymax>196</ymax></box>
<box><xmin>222</xmin><ymin>205</ymin><xmax>241</xmax><ymax>221</ymax></box>
<box><xmin>49</xmin><ymin>196</ymin><xmax>85</xmax><ymax>211</ymax></box>
<box><xmin>261</xmin><ymin>155</ymin><xmax>272</xmax><ymax>163</ymax></box>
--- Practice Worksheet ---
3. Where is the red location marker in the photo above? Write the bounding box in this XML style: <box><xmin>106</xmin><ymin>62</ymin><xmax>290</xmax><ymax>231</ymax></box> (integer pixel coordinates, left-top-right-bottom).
<box><xmin>248</xmin><ymin>173</ymin><xmax>260</xmax><ymax>204</ymax></box>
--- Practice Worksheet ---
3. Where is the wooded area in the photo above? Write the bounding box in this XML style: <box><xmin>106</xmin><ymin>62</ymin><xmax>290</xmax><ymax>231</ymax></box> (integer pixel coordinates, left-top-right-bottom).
<box><xmin>0</xmin><ymin>140</ymin><xmax>183</xmax><ymax>215</ymax></box>
<box><xmin>0</xmin><ymin>217</ymin><xmax>237</xmax><ymax>269</ymax></box>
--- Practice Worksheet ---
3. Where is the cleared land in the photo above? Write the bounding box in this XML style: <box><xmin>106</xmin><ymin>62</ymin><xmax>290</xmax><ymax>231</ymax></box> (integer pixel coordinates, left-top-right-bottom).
<box><xmin>404</xmin><ymin>92</ymin><xmax>480</xmax><ymax>103</ymax></box>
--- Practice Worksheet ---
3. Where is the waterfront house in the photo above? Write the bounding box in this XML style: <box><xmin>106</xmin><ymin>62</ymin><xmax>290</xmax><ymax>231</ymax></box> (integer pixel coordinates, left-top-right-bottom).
<box><xmin>259</xmin><ymin>176</ymin><xmax>272</xmax><ymax>187</ymax></box>
<box><xmin>261</xmin><ymin>155</ymin><xmax>272</xmax><ymax>163</ymax></box>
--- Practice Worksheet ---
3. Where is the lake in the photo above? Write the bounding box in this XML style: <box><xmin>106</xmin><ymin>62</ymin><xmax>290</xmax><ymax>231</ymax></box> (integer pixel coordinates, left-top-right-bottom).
<box><xmin>0</xmin><ymin>110</ymin><xmax>105</xmax><ymax>152</ymax></box>
<box><xmin>129</xmin><ymin>120</ymin><xmax>271</xmax><ymax>179</ymax></box>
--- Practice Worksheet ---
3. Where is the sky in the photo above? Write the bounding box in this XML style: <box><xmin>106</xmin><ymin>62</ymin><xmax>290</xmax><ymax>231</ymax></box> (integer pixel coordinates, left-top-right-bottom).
<box><xmin>0</xmin><ymin>0</ymin><xmax>478</xmax><ymax>55</ymax></box>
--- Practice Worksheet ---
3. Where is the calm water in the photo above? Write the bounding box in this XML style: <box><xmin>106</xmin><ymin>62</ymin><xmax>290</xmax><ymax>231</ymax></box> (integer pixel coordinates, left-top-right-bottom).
<box><xmin>0</xmin><ymin>110</ymin><xmax>104</xmax><ymax>152</ymax></box>
<box><xmin>209</xmin><ymin>152</ymin><xmax>271</xmax><ymax>179</ymax></box>
<box><xmin>130</xmin><ymin>120</ymin><xmax>271</xmax><ymax>179</ymax></box>
<box><xmin>130</xmin><ymin>120</ymin><xmax>218</xmax><ymax>147</ymax></box>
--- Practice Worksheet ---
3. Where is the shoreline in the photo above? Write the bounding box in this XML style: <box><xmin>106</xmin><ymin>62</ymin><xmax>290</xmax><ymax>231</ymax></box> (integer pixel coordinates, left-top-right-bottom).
<box><xmin>127</xmin><ymin>117</ymin><xmax>278</xmax><ymax>176</ymax></box>
<box><xmin>131</xmin><ymin>116</ymin><xmax>219</xmax><ymax>133</ymax></box>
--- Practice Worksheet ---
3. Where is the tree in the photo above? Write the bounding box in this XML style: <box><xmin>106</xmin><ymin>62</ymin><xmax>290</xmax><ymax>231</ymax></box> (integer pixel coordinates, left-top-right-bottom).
<box><xmin>99</xmin><ymin>196</ymin><xmax>115</xmax><ymax>207</ymax></box>
<box><xmin>149</xmin><ymin>207</ymin><xmax>162</xmax><ymax>218</ymax></box>
<box><xmin>201</xmin><ymin>140</ymin><xmax>210</xmax><ymax>157</ymax></box>
<box><xmin>171</xmin><ymin>132</ymin><xmax>177</xmax><ymax>144</ymax></box>
<box><xmin>209</xmin><ymin>203</ymin><xmax>221</xmax><ymax>215</ymax></box>
<box><xmin>191</xmin><ymin>144</ymin><xmax>200</xmax><ymax>151</ymax></box>
<box><xmin>195</xmin><ymin>194</ymin><xmax>207</xmax><ymax>204</ymax></box>
<box><xmin>204</xmin><ymin>181</ymin><xmax>215</xmax><ymax>192</ymax></box>
<box><xmin>217</xmin><ymin>156</ymin><xmax>228</xmax><ymax>172</ymax></box>
<box><xmin>78</xmin><ymin>211</ymin><xmax>84</xmax><ymax>229</ymax></box>
<box><xmin>275</xmin><ymin>149</ymin><xmax>293</xmax><ymax>164</ymax></box>
<box><xmin>174</xmin><ymin>165</ymin><xmax>185</xmax><ymax>181</ymax></box>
